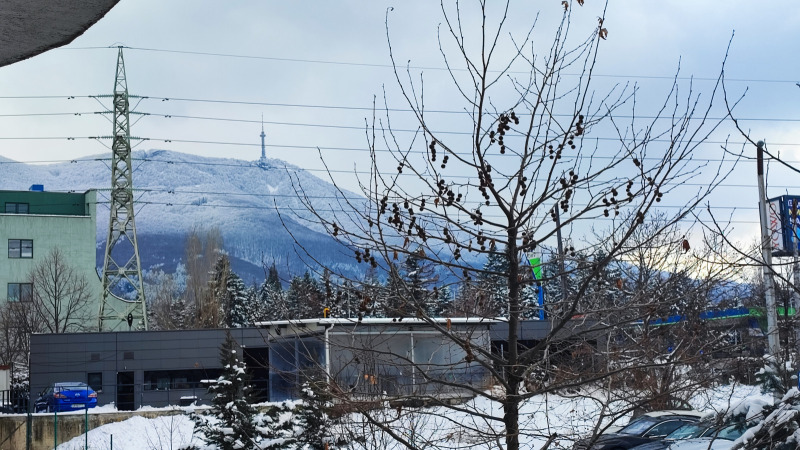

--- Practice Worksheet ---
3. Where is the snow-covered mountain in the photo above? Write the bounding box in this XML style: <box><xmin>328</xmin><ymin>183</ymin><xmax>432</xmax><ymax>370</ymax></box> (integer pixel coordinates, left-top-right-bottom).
<box><xmin>0</xmin><ymin>150</ymin><xmax>360</xmax><ymax>283</ymax></box>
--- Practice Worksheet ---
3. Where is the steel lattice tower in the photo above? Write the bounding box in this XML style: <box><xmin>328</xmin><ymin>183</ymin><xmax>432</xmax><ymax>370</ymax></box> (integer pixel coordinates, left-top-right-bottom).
<box><xmin>99</xmin><ymin>47</ymin><xmax>148</xmax><ymax>331</ymax></box>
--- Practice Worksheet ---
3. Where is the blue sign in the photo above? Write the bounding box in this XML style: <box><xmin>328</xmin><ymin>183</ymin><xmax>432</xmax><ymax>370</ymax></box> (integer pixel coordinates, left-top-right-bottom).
<box><xmin>767</xmin><ymin>195</ymin><xmax>800</xmax><ymax>257</ymax></box>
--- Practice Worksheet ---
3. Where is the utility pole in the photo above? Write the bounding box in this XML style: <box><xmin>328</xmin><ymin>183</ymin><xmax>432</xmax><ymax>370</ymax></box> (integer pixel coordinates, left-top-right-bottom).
<box><xmin>99</xmin><ymin>47</ymin><xmax>148</xmax><ymax>331</ymax></box>
<box><xmin>756</xmin><ymin>140</ymin><xmax>780</xmax><ymax>357</ymax></box>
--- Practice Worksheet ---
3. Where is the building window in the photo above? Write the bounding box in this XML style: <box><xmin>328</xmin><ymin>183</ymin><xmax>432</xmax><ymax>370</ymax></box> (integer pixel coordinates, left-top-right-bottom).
<box><xmin>87</xmin><ymin>372</ymin><xmax>103</xmax><ymax>393</ymax></box>
<box><xmin>7</xmin><ymin>283</ymin><xmax>32</xmax><ymax>302</ymax></box>
<box><xmin>4</xmin><ymin>202</ymin><xmax>29</xmax><ymax>214</ymax></box>
<box><xmin>143</xmin><ymin>369</ymin><xmax>222</xmax><ymax>391</ymax></box>
<box><xmin>8</xmin><ymin>239</ymin><xmax>33</xmax><ymax>258</ymax></box>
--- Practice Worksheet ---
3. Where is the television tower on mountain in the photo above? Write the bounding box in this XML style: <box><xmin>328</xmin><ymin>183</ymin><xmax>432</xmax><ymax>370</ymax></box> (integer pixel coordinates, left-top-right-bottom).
<box><xmin>258</xmin><ymin>115</ymin><xmax>268</xmax><ymax>167</ymax></box>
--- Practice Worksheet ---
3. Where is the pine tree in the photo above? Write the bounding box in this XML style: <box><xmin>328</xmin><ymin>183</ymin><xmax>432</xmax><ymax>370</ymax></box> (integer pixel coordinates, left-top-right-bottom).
<box><xmin>427</xmin><ymin>285</ymin><xmax>451</xmax><ymax>317</ymax></box>
<box><xmin>266</xmin><ymin>263</ymin><xmax>282</xmax><ymax>291</ymax></box>
<box><xmin>479</xmin><ymin>250</ymin><xmax>510</xmax><ymax>317</ymax></box>
<box><xmin>383</xmin><ymin>264</ymin><xmax>409</xmax><ymax>318</ymax></box>
<box><xmin>359</xmin><ymin>266</ymin><xmax>385</xmax><ymax>318</ymax></box>
<box><xmin>253</xmin><ymin>277</ymin><xmax>283</xmax><ymax>321</ymax></box>
<box><xmin>286</xmin><ymin>272</ymin><xmax>323</xmax><ymax>319</ymax></box>
<box><xmin>390</xmin><ymin>250</ymin><xmax>438</xmax><ymax>317</ymax></box>
<box><xmin>449</xmin><ymin>278</ymin><xmax>486</xmax><ymax>317</ymax></box>
<box><xmin>294</xmin><ymin>375</ymin><xmax>336</xmax><ymax>450</ymax></box>
<box><xmin>192</xmin><ymin>332</ymin><xmax>264</xmax><ymax>449</ymax></box>
<box><xmin>725</xmin><ymin>383</ymin><xmax>800</xmax><ymax>450</ymax></box>
<box><xmin>226</xmin><ymin>273</ymin><xmax>250</xmax><ymax>328</ymax></box>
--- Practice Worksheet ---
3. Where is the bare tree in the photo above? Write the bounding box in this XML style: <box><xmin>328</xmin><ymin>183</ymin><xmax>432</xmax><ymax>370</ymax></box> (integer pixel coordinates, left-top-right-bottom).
<box><xmin>288</xmin><ymin>2</ymin><xmax>738</xmax><ymax>449</ymax></box>
<box><xmin>0</xmin><ymin>302</ymin><xmax>33</xmax><ymax>367</ymax></box>
<box><xmin>145</xmin><ymin>268</ymin><xmax>194</xmax><ymax>330</ymax></box>
<box><xmin>27</xmin><ymin>248</ymin><xmax>93</xmax><ymax>333</ymax></box>
<box><xmin>184</xmin><ymin>227</ymin><xmax>224</xmax><ymax>328</ymax></box>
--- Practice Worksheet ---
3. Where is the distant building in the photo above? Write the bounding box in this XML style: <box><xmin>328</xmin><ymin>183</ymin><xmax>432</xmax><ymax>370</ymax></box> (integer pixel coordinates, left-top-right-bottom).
<box><xmin>0</xmin><ymin>188</ymin><xmax>100</xmax><ymax>307</ymax></box>
<box><xmin>29</xmin><ymin>318</ymin><xmax>496</xmax><ymax>409</ymax></box>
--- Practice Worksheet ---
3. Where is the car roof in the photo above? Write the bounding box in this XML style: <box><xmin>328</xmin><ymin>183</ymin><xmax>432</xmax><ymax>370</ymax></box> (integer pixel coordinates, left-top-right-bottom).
<box><xmin>641</xmin><ymin>410</ymin><xmax>705</xmax><ymax>419</ymax></box>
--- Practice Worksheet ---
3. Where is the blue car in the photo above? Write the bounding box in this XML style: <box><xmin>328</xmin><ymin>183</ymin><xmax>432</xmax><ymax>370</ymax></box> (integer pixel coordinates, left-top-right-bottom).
<box><xmin>35</xmin><ymin>382</ymin><xmax>97</xmax><ymax>413</ymax></box>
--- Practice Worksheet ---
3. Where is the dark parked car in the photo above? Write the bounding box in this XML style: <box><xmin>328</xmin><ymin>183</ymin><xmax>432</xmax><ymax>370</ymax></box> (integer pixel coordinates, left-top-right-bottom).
<box><xmin>35</xmin><ymin>382</ymin><xmax>97</xmax><ymax>413</ymax></box>
<box><xmin>574</xmin><ymin>411</ymin><xmax>704</xmax><ymax>450</ymax></box>
<box><xmin>630</xmin><ymin>421</ymin><xmax>746</xmax><ymax>450</ymax></box>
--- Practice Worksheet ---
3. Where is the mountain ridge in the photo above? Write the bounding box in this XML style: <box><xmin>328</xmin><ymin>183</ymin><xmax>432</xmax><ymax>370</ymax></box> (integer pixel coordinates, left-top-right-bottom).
<box><xmin>0</xmin><ymin>149</ymin><xmax>360</xmax><ymax>283</ymax></box>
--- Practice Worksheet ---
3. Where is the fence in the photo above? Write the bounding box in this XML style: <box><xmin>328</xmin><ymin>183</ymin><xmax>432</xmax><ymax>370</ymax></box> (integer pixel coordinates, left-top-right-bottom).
<box><xmin>0</xmin><ymin>387</ymin><xmax>28</xmax><ymax>413</ymax></box>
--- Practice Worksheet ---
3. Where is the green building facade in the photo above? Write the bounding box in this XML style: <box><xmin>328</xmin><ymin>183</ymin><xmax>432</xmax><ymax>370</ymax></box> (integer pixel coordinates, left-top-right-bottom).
<box><xmin>0</xmin><ymin>189</ymin><xmax>100</xmax><ymax>316</ymax></box>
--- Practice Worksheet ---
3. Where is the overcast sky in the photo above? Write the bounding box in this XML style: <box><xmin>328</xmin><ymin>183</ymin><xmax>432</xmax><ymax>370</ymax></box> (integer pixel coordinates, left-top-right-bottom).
<box><xmin>1</xmin><ymin>0</ymin><xmax>798</xmax><ymax>245</ymax></box>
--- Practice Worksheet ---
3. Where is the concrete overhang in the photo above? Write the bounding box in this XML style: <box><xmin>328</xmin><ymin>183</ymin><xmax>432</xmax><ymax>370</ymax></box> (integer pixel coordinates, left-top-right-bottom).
<box><xmin>0</xmin><ymin>0</ymin><xmax>120</xmax><ymax>67</ymax></box>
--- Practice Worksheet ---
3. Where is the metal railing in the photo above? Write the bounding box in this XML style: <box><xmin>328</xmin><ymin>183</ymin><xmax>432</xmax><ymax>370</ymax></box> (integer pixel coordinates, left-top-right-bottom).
<box><xmin>0</xmin><ymin>387</ymin><xmax>29</xmax><ymax>413</ymax></box>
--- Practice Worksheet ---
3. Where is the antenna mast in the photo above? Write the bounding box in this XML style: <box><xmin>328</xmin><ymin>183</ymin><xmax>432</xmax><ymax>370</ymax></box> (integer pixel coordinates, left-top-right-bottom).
<box><xmin>99</xmin><ymin>47</ymin><xmax>148</xmax><ymax>331</ymax></box>
<box><xmin>259</xmin><ymin>114</ymin><xmax>267</xmax><ymax>165</ymax></box>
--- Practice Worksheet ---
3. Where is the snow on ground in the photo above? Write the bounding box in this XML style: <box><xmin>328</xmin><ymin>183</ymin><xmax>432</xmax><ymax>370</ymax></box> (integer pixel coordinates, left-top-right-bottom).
<box><xmin>54</xmin><ymin>384</ymin><xmax>770</xmax><ymax>450</ymax></box>
<box><xmin>57</xmin><ymin>414</ymin><xmax>202</xmax><ymax>450</ymax></box>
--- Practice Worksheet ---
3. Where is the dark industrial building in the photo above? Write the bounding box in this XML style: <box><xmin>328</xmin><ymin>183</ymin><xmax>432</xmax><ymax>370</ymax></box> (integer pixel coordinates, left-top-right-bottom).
<box><xmin>29</xmin><ymin>318</ymin><xmax>499</xmax><ymax>409</ymax></box>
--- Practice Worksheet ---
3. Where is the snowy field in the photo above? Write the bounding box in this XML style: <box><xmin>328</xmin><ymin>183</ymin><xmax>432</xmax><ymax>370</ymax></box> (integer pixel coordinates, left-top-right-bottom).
<box><xmin>54</xmin><ymin>384</ymin><xmax>769</xmax><ymax>450</ymax></box>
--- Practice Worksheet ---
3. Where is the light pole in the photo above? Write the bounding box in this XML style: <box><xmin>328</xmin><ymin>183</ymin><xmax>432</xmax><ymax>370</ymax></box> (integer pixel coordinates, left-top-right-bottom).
<box><xmin>756</xmin><ymin>140</ymin><xmax>781</xmax><ymax>358</ymax></box>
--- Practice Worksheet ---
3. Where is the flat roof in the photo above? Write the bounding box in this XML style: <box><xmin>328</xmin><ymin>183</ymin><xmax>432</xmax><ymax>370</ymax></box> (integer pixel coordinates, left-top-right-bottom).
<box><xmin>254</xmin><ymin>317</ymin><xmax>501</xmax><ymax>327</ymax></box>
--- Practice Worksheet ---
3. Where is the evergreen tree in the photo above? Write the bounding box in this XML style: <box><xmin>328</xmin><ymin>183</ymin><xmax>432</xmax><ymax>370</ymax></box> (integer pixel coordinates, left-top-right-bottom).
<box><xmin>725</xmin><ymin>382</ymin><xmax>799</xmax><ymax>450</ymax></box>
<box><xmin>479</xmin><ymin>250</ymin><xmax>510</xmax><ymax>317</ymax></box>
<box><xmin>450</xmin><ymin>278</ymin><xmax>489</xmax><ymax>317</ymax></box>
<box><xmin>225</xmin><ymin>273</ymin><xmax>249</xmax><ymax>328</ymax></box>
<box><xmin>192</xmin><ymin>332</ymin><xmax>295</xmax><ymax>449</ymax></box>
<box><xmin>384</xmin><ymin>263</ymin><xmax>413</xmax><ymax>317</ymax></box>
<box><xmin>331</xmin><ymin>280</ymin><xmax>357</xmax><ymax>319</ymax></box>
<box><xmin>266</xmin><ymin>262</ymin><xmax>282</xmax><ymax>291</ymax></box>
<box><xmin>294</xmin><ymin>375</ymin><xmax>336</xmax><ymax>450</ymax></box>
<box><xmin>392</xmin><ymin>250</ymin><xmax>438</xmax><ymax>317</ymax></box>
<box><xmin>209</xmin><ymin>255</ymin><xmax>251</xmax><ymax>328</ymax></box>
<box><xmin>286</xmin><ymin>272</ymin><xmax>323</xmax><ymax>319</ymax></box>
<box><xmin>427</xmin><ymin>285</ymin><xmax>450</xmax><ymax>317</ymax></box>
<box><xmin>359</xmin><ymin>266</ymin><xmax>385</xmax><ymax>318</ymax></box>
<box><xmin>252</xmin><ymin>277</ymin><xmax>283</xmax><ymax>321</ymax></box>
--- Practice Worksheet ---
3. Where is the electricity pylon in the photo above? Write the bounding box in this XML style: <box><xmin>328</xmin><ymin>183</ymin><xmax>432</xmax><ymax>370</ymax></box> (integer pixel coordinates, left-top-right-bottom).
<box><xmin>99</xmin><ymin>47</ymin><xmax>148</xmax><ymax>331</ymax></box>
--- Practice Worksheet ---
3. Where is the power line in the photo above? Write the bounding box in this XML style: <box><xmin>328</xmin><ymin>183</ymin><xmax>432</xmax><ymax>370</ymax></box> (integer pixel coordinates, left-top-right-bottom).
<box><xmin>85</xmin><ymin>198</ymin><xmax>766</xmax><ymax>225</ymax></box>
<box><xmin>64</xmin><ymin>187</ymin><xmax>760</xmax><ymax>215</ymax></box>
<box><xmin>59</xmin><ymin>45</ymin><xmax>800</xmax><ymax>85</ymax></box>
<box><xmin>0</xmin><ymin>111</ymin><xmax>104</xmax><ymax>118</ymax></box>
<box><xmin>2</xmin><ymin>135</ymin><xmax>799</xmax><ymax>161</ymax></box>
<box><xmin>2</xmin><ymin>148</ymin><xmax>799</xmax><ymax>178</ymax></box>
<box><xmin>126</xmin><ymin>108</ymin><xmax>800</xmax><ymax>125</ymax></box>
<box><xmin>2</xmin><ymin>94</ymin><xmax>800</xmax><ymax>124</ymax></box>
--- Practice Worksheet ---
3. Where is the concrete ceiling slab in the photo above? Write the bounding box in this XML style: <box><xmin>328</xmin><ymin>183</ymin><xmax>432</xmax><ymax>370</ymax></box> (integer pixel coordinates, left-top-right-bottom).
<box><xmin>0</xmin><ymin>0</ymin><xmax>120</xmax><ymax>67</ymax></box>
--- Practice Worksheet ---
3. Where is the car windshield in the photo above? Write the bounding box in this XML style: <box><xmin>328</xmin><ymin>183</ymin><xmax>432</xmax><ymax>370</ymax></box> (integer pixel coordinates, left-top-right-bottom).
<box><xmin>620</xmin><ymin>416</ymin><xmax>661</xmax><ymax>435</ymax></box>
<box><xmin>705</xmin><ymin>424</ymin><xmax>747</xmax><ymax>441</ymax></box>
<box><xmin>667</xmin><ymin>423</ymin><xmax>707</xmax><ymax>440</ymax></box>
<box><xmin>57</xmin><ymin>382</ymin><xmax>89</xmax><ymax>390</ymax></box>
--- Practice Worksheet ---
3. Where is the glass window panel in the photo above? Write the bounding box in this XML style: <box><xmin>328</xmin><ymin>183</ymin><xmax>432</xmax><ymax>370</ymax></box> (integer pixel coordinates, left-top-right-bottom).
<box><xmin>7</xmin><ymin>284</ymin><xmax>18</xmax><ymax>301</ymax></box>
<box><xmin>20</xmin><ymin>284</ymin><xmax>32</xmax><ymax>302</ymax></box>
<box><xmin>7</xmin><ymin>283</ymin><xmax>31</xmax><ymax>302</ymax></box>
<box><xmin>20</xmin><ymin>240</ymin><xmax>32</xmax><ymax>258</ymax></box>
<box><xmin>4</xmin><ymin>203</ymin><xmax>29</xmax><ymax>214</ymax></box>
<box><xmin>8</xmin><ymin>240</ymin><xmax>20</xmax><ymax>258</ymax></box>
